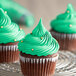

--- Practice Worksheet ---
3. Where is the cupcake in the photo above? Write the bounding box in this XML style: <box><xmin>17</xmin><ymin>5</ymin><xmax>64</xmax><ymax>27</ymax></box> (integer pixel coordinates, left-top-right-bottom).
<box><xmin>18</xmin><ymin>18</ymin><xmax>59</xmax><ymax>76</ymax></box>
<box><xmin>50</xmin><ymin>4</ymin><xmax>76</xmax><ymax>51</ymax></box>
<box><xmin>0</xmin><ymin>8</ymin><xmax>25</xmax><ymax>63</ymax></box>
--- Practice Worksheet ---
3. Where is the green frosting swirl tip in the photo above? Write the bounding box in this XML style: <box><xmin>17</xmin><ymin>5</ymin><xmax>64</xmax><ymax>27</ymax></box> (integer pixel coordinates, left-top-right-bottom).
<box><xmin>66</xmin><ymin>4</ymin><xmax>75</xmax><ymax>13</ymax></box>
<box><xmin>38</xmin><ymin>18</ymin><xmax>43</xmax><ymax>25</ymax></box>
<box><xmin>0</xmin><ymin>8</ymin><xmax>25</xmax><ymax>43</ymax></box>
<box><xmin>0</xmin><ymin>8</ymin><xmax>11</xmax><ymax>26</ymax></box>
<box><xmin>34</xmin><ymin>18</ymin><xmax>44</xmax><ymax>29</ymax></box>
<box><xmin>32</xmin><ymin>18</ymin><xmax>46</xmax><ymax>37</ymax></box>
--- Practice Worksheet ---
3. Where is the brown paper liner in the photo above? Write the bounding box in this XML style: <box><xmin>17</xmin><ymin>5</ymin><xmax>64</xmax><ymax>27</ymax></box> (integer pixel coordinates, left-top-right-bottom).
<box><xmin>20</xmin><ymin>52</ymin><xmax>58</xmax><ymax>76</ymax></box>
<box><xmin>50</xmin><ymin>29</ymin><xmax>76</xmax><ymax>51</ymax></box>
<box><xmin>0</xmin><ymin>42</ymin><xmax>19</xmax><ymax>63</ymax></box>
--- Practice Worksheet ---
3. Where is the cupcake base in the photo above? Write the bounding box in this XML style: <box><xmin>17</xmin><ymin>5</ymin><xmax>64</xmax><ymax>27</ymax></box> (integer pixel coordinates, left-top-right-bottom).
<box><xmin>50</xmin><ymin>29</ymin><xmax>76</xmax><ymax>51</ymax></box>
<box><xmin>20</xmin><ymin>52</ymin><xmax>58</xmax><ymax>76</ymax></box>
<box><xmin>0</xmin><ymin>42</ymin><xmax>19</xmax><ymax>63</ymax></box>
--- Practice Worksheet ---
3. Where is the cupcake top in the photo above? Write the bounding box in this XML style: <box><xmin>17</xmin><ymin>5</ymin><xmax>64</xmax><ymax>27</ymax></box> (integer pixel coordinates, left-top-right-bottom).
<box><xmin>18</xmin><ymin>18</ymin><xmax>59</xmax><ymax>56</ymax></box>
<box><xmin>0</xmin><ymin>8</ymin><xmax>25</xmax><ymax>44</ymax></box>
<box><xmin>51</xmin><ymin>4</ymin><xmax>76</xmax><ymax>34</ymax></box>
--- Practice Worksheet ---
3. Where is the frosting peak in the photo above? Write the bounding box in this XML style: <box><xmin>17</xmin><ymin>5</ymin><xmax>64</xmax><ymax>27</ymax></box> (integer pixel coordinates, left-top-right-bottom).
<box><xmin>66</xmin><ymin>4</ymin><xmax>74</xmax><ymax>13</ymax></box>
<box><xmin>51</xmin><ymin>4</ymin><xmax>76</xmax><ymax>34</ymax></box>
<box><xmin>18</xmin><ymin>18</ymin><xmax>59</xmax><ymax>56</ymax></box>
<box><xmin>32</xmin><ymin>18</ymin><xmax>46</xmax><ymax>37</ymax></box>
<box><xmin>0</xmin><ymin>8</ymin><xmax>25</xmax><ymax>43</ymax></box>
<box><xmin>0</xmin><ymin>8</ymin><xmax>11</xmax><ymax>27</ymax></box>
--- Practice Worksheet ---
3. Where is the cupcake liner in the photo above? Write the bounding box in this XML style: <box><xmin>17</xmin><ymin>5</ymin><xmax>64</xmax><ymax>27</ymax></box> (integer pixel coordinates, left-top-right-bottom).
<box><xmin>51</xmin><ymin>30</ymin><xmax>76</xmax><ymax>51</ymax></box>
<box><xmin>20</xmin><ymin>54</ymin><xmax>58</xmax><ymax>76</ymax></box>
<box><xmin>0</xmin><ymin>45</ymin><xmax>18</xmax><ymax>51</ymax></box>
<box><xmin>0</xmin><ymin>44</ymin><xmax>19</xmax><ymax>63</ymax></box>
<box><xmin>51</xmin><ymin>31</ymin><xmax>76</xmax><ymax>39</ymax></box>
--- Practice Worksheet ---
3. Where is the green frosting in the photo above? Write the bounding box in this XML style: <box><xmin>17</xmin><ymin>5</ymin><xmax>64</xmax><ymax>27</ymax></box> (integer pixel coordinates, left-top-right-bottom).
<box><xmin>18</xmin><ymin>18</ymin><xmax>59</xmax><ymax>56</ymax></box>
<box><xmin>0</xmin><ymin>8</ymin><xmax>25</xmax><ymax>44</ymax></box>
<box><xmin>51</xmin><ymin>4</ymin><xmax>76</xmax><ymax>34</ymax></box>
<box><xmin>0</xmin><ymin>0</ymin><xmax>34</xmax><ymax>27</ymax></box>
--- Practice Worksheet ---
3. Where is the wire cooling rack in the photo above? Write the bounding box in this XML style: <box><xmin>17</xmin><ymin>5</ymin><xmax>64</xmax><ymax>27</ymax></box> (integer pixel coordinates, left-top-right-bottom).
<box><xmin>0</xmin><ymin>51</ymin><xmax>76</xmax><ymax>76</ymax></box>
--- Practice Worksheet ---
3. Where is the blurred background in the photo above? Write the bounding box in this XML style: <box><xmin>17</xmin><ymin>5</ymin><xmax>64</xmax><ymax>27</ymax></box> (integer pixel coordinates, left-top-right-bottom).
<box><xmin>14</xmin><ymin>0</ymin><xmax>76</xmax><ymax>34</ymax></box>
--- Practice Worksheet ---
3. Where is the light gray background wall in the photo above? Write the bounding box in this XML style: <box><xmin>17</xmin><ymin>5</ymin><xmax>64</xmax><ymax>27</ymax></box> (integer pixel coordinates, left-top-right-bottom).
<box><xmin>15</xmin><ymin>0</ymin><xmax>76</xmax><ymax>34</ymax></box>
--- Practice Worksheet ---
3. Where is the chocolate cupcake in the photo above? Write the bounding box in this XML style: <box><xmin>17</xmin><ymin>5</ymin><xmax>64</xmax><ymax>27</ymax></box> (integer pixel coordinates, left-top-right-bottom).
<box><xmin>50</xmin><ymin>4</ymin><xmax>76</xmax><ymax>51</ymax></box>
<box><xmin>0</xmin><ymin>8</ymin><xmax>25</xmax><ymax>63</ymax></box>
<box><xmin>18</xmin><ymin>18</ymin><xmax>59</xmax><ymax>76</ymax></box>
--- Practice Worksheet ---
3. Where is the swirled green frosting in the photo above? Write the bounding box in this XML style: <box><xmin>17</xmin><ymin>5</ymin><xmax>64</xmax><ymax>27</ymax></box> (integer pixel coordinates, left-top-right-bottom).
<box><xmin>18</xmin><ymin>18</ymin><xmax>59</xmax><ymax>56</ymax></box>
<box><xmin>51</xmin><ymin>4</ymin><xmax>76</xmax><ymax>34</ymax></box>
<box><xmin>0</xmin><ymin>8</ymin><xmax>25</xmax><ymax>43</ymax></box>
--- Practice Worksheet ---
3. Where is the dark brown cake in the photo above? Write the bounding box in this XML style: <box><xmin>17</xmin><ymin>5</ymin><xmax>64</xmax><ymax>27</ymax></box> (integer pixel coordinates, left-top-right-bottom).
<box><xmin>20</xmin><ymin>52</ymin><xmax>58</xmax><ymax>76</ymax></box>
<box><xmin>50</xmin><ymin>29</ymin><xmax>76</xmax><ymax>51</ymax></box>
<box><xmin>0</xmin><ymin>42</ymin><xmax>19</xmax><ymax>63</ymax></box>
